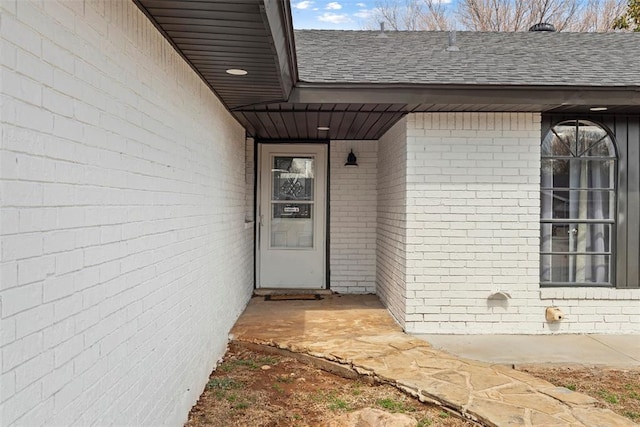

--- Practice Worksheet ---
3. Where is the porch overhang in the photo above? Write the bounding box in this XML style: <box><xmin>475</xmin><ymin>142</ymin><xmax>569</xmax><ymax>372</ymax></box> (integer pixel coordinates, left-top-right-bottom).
<box><xmin>233</xmin><ymin>83</ymin><xmax>640</xmax><ymax>140</ymax></box>
<box><xmin>134</xmin><ymin>0</ymin><xmax>297</xmax><ymax>110</ymax></box>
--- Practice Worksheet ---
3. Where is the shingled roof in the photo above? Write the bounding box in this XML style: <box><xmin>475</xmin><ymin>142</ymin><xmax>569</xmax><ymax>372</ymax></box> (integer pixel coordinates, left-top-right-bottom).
<box><xmin>294</xmin><ymin>30</ymin><xmax>640</xmax><ymax>87</ymax></box>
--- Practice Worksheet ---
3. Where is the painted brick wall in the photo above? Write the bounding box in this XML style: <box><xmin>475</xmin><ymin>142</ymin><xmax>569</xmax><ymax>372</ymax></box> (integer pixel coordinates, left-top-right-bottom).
<box><xmin>0</xmin><ymin>1</ymin><xmax>253</xmax><ymax>425</ymax></box>
<box><xmin>330</xmin><ymin>140</ymin><xmax>377</xmax><ymax>294</ymax></box>
<box><xmin>376</xmin><ymin>119</ymin><xmax>408</xmax><ymax>326</ymax></box>
<box><xmin>404</xmin><ymin>113</ymin><xmax>542</xmax><ymax>334</ymax></box>
<box><xmin>245</xmin><ymin>138</ymin><xmax>255</xmax><ymax>224</ymax></box>
<box><xmin>403</xmin><ymin>113</ymin><xmax>640</xmax><ymax>334</ymax></box>
<box><xmin>539</xmin><ymin>288</ymin><xmax>640</xmax><ymax>333</ymax></box>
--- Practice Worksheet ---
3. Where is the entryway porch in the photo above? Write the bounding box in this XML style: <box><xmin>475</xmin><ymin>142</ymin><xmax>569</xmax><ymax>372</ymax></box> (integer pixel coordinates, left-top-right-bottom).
<box><xmin>230</xmin><ymin>294</ymin><xmax>635</xmax><ymax>426</ymax></box>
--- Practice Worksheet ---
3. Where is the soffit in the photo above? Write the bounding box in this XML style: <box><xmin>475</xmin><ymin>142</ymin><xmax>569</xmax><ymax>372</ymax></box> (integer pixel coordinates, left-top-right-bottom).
<box><xmin>134</xmin><ymin>0</ymin><xmax>295</xmax><ymax>110</ymax></box>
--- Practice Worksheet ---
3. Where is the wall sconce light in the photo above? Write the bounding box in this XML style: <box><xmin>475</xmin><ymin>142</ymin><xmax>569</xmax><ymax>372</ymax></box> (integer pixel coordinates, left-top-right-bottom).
<box><xmin>345</xmin><ymin>149</ymin><xmax>358</xmax><ymax>167</ymax></box>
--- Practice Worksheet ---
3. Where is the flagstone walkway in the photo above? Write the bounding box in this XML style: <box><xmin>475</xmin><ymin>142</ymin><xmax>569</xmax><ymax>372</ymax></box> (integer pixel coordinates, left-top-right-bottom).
<box><xmin>230</xmin><ymin>294</ymin><xmax>636</xmax><ymax>427</ymax></box>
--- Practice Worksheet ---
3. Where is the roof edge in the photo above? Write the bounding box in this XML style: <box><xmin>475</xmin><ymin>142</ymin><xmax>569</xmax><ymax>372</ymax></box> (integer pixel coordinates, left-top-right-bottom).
<box><xmin>260</xmin><ymin>0</ymin><xmax>298</xmax><ymax>101</ymax></box>
<box><xmin>290</xmin><ymin>83</ymin><xmax>640</xmax><ymax>107</ymax></box>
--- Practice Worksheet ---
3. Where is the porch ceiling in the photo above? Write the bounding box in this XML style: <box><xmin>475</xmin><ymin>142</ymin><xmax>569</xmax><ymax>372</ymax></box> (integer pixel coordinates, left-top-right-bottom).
<box><xmin>233</xmin><ymin>103</ymin><xmax>408</xmax><ymax>141</ymax></box>
<box><xmin>134</xmin><ymin>1</ymin><xmax>640</xmax><ymax>141</ymax></box>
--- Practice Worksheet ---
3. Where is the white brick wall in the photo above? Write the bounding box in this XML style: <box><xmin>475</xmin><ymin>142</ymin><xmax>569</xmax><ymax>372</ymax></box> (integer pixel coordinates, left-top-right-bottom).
<box><xmin>402</xmin><ymin>113</ymin><xmax>640</xmax><ymax>334</ymax></box>
<box><xmin>539</xmin><ymin>288</ymin><xmax>640</xmax><ymax>333</ymax></box>
<box><xmin>376</xmin><ymin>119</ymin><xmax>408</xmax><ymax>326</ymax></box>
<box><xmin>245</xmin><ymin>137</ymin><xmax>255</xmax><ymax>223</ymax></box>
<box><xmin>330</xmin><ymin>140</ymin><xmax>377</xmax><ymax>294</ymax></box>
<box><xmin>0</xmin><ymin>1</ymin><xmax>253</xmax><ymax>425</ymax></box>
<box><xmin>404</xmin><ymin>113</ymin><xmax>541</xmax><ymax>334</ymax></box>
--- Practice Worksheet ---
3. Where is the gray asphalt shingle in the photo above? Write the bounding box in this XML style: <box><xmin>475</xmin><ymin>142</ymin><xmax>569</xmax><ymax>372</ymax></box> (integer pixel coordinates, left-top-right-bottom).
<box><xmin>294</xmin><ymin>30</ymin><xmax>640</xmax><ymax>86</ymax></box>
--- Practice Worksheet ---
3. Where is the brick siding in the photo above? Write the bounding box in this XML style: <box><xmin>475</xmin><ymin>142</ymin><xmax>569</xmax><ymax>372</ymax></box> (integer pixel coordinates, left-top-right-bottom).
<box><xmin>330</xmin><ymin>140</ymin><xmax>377</xmax><ymax>294</ymax></box>
<box><xmin>0</xmin><ymin>1</ymin><xmax>253</xmax><ymax>425</ymax></box>
<box><xmin>376</xmin><ymin>119</ymin><xmax>408</xmax><ymax>327</ymax></box>
<box><xmin>401</xmin><ymin>113</ymin><xmax>640</xmax><ymax>334</ymax></box>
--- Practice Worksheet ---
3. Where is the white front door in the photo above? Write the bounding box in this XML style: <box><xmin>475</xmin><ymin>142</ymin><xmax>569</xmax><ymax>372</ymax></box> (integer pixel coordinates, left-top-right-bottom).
<box><xmin>257</xmin><ymin>144</ymin><xmax>327</xmax><ymax>288</ymax></box>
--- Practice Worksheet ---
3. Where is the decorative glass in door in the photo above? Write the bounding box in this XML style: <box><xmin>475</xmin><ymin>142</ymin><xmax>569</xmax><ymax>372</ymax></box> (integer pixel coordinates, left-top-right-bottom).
<box><xmin>270</xmin><ymin>156</ymin><xmax>315</xmax><ymax>248</ymax></box>
<box><xmin>540</xmin><ymin>120</ymin><xmax>617</xmax><ymax>286</ymax></box>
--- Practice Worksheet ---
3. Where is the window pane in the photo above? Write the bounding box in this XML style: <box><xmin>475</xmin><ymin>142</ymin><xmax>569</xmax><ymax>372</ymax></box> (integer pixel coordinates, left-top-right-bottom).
<box><xmin>577</xmin><ymin>124</ymin><xmax>608</xmax><ymax>155</ymax></box>
<box><xmin>542</xmin><ymin>129</ymin><xmax>572</xmax><ymax>156</ymax></box>
<box><xmin>541</xmin><ymin>160</ymin><xmax>615</xmax><ymax>189</ymax></box>
<box><xmin>540</xmin><ymin>190</ymin><xmax>615</xmax><ymax>220</ymax></box>
<box><xmin>540</xmin><ymin>223</ymin><xmax>611</xmax><ymax>253</ymax></box>
<box><xmin>584</xmin><ymin>137</ymin><xmax>615</xmax><ymax>157</ymax></box>
<box><xmin>540</xmin><ymin>254</ymin><xmax>610</xmax><ymax>284</ymax></box>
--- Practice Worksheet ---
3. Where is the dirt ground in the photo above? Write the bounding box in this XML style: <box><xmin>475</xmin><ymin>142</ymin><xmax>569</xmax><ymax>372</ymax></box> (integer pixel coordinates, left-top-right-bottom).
<box><xmin>185</xmin><ymin>343</ymin><xmax>474</xmax><ymax>427</ymax></box>
<box><xmin>520</xmin><ymin>365</ymin><xmax>640</xmax><ymax>423</ymax></box>
<box><xmin>185</xmin><ymin>343</ymin><xmax>640</xmax><ymax>426</ymax></box>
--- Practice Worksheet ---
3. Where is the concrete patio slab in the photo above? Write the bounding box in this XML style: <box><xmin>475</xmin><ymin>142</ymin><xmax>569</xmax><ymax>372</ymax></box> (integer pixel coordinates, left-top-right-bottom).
<box><xmin>590</xmin><ymin>335</ymin><xmax>640</xmax><ymax>364</ymax></box>
<box><xmin>414</xmin><ymin>334</ymin><xmax>640</xmax><ymax>368</ymax></box>
<box><xmin>231</xmin><ymin>295</ymin><xmax>637</xmax><ymax>426</ymax></box>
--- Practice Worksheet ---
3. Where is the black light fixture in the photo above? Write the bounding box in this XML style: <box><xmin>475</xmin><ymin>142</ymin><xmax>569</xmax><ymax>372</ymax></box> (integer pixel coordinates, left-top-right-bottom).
<box><xmin>345</xmin><ymin>149</ymin><xmax>358</xmax><ymax>167</ymax></box>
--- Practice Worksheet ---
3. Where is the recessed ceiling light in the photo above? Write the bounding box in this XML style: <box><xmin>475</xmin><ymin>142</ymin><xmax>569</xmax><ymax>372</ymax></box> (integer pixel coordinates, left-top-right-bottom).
<box><xmin>590</xmin><ymin>107</ymin><xmax>608</xmax><ymax>111</ymax></box>
<box><xmin>226</xmin><ymin>68</ymin><xmax>247</xmax><ymax>76</ymax></box>
<box><xmin>317</xmin><ymin>126</ymin><xmax>330</xmax><ymax>131</ymax></box>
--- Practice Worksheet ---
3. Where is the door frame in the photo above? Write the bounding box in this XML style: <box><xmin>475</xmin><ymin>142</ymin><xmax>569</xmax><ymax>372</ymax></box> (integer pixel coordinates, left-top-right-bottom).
<box><xmin>254</xmin><ymin>140</ymin><xmax>330</xmax><ymax>289</ymax></box>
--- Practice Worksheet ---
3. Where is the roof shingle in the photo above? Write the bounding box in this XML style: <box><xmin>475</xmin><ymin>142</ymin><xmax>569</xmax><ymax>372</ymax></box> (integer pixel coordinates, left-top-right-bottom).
<box><xmin>294</xmin><ymin>30</ymin><xmax>640</xmax><ymax>86</ymax></box>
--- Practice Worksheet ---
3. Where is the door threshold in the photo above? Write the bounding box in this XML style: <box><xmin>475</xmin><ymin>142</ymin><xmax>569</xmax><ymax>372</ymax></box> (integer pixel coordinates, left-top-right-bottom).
<box><xmin>254</xmin><ymin>288</ymin><xmax>332</xmax><ymax>296</ymax></box>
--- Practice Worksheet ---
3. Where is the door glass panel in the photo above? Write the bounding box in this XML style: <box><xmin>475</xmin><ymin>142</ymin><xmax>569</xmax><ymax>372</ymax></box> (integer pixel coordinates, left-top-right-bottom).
<box><xmin>271</xmin><ymin>156</ymin><xmax>315</xmax><ymax>248</ymax></box>
<box><xmin>271</xmin><ymin>206</ymin><xmax>313</xmax><ymax>248</ymax></box>
<box><xmin>272</xmin><ymin>157</ymin><xmax>314</xmax><ymax>201</ymax></box>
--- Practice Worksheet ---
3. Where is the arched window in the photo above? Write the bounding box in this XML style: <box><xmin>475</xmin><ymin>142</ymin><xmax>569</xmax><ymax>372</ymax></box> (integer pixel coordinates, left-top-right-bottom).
<box><xmin>540</xmin><ymin>120</ymin><xmax>617</xmax><ymax>286</ymax></box>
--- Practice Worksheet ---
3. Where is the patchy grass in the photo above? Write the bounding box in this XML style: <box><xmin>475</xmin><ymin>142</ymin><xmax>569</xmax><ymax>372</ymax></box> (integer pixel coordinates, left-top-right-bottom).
<box><xmin>439</xmin><ymin>410</ymin><xmax>451</xmax><ymax>419</ymax></box>
<box><xmin>186</xmin><ymin>343</ymin><xmax>472</xmax><ymax>427</ymax></box>
<box><xmin>599</xmin><ymin>390</ymin><xmax>620</xmax><ymax>404</ymax></box>
<box><xmin>418</xmin><ymin>417</ymin><xmax>434</xmax><ymax>426</ymax></box>
<box><xmin>206</xmin><ymin>378</ymin><xmax>243</xmax><ymax>391</ymax></box>
<box><xmin>327</xmin><ymin>396</ymin><xmax>351</xmax><ymax>411</ymax></box>
<box><xmin>520</xmin><ymin>366</ymin><xmax>640</xmax><ymax>422</ymax></box>
<box><xmin>376</xmin><ymin>397</ymin><xmax>416</xmax><ymax>413</ymax></box>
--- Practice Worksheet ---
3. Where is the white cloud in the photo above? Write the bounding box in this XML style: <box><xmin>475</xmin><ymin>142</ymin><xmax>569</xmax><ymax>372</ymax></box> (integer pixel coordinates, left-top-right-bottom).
<box><xmin>293</xmin><ymin>1</ymin><xmax>314</xmax><ymax>9</ymax></box>
<box><xmin>353</xmin><ymin>9</ymin><xmax>374</xmax><ymax>19</ymax></box>
<box><xmin>326</xmin><ymin>1</ymin><xmax>342</xmax><ymax>9</ymax></box>
<box><xmin>356</xmin><ymin>2</ymin><xmax>366</xmax><ymax>7</ymax></box>
<box><xmin>317</xmin><ymin>12</ymin><xmax>351</xmax><ymax>24</ymax></box>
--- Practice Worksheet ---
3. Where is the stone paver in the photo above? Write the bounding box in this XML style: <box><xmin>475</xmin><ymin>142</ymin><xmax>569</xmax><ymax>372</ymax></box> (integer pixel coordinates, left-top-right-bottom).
<box><xmin>231</xmin><ymin>295</ymin><xmax>637</xmax><ymax>427</ymax></box>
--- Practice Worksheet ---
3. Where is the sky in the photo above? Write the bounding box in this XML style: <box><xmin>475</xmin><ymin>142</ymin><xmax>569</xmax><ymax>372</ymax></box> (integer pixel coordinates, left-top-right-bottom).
<box><xmin>291</xmin><ymin>0</ymin><xmax>380</xmax><ymax>30</ymax></box>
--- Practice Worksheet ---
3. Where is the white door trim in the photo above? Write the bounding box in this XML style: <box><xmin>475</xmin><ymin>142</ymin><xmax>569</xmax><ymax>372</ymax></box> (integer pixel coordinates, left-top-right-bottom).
<box><xmin>256</xmin><ymin>144</ymin><xmax>327</xmax><ymax>289</ymax></box>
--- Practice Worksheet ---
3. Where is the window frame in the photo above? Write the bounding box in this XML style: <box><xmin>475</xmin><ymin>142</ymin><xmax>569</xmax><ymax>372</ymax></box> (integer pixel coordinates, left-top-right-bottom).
<box><xmin>540</xmin><ymin>119</ymin><xmax>618</xmax><ymax>288</ymax></box>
